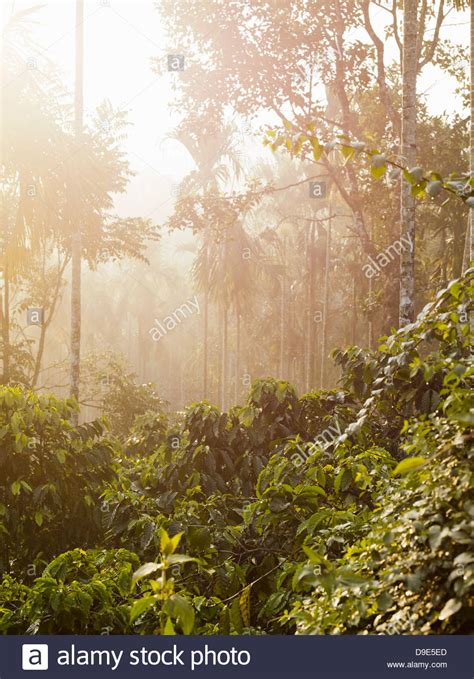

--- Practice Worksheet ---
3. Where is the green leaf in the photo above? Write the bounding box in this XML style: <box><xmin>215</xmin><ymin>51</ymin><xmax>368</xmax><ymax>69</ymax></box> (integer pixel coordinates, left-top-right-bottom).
<box><xmin>408</xmin><ymin>166</ymin><xmax>424</xmax><ymax>183</ymax></box>
<box><xmin>292</xmin><ymin>563</ymin><xmax>321</xmax><ymax>589</ymax></box>
<box><xmin>334</xmin><ymin>468</ymin><xmax>352</xmax><ymax>493</ymax></box>
<box><xmin>298</xmin><ymin>485</ymin><xmax>327</xmax><ymax>499</ymax></box>
<box><xmin>218</xmin><ymin>607</ymin><xmax>230</xmax><ymax>634</ymax></box>
<box><xmin>302</xmin><ymin>545</ymin><xmax>328</xmax><ymax>565</ymax></box>
<box><xmin>393</xmin><ymin>457</ymin><xmax>427</xmax><ymax>476</ymax></box>
<box><xmin>163</xmin><ymin>616</ymin><xmax>176</xmax><ymax>635</ymax></box>
<box><xmin>11</xmin><ymin>481</ymin><xmax>21</xmax><ymax>496</ymax></box>
<box><xmin>230</xmin><ymin>597</ymin><xmax>243</xmax><ymax>633</ymax></box>
<box><xmin>161</xmin><ymin>530</ymin><xmax>183</xmax><ymax>556</ymax></box>
<box><xmin>160</xmin><ymin>528</ymin><xmax>171</xmax><ymax>554</ymax></box>
<box><xmin>140</xmin><ymin>521</ymin><xmax>155</xmax><ymax>551</ymax></box>
<box><xmin>130</xmin><ymin>596</ymin><xmax>157</xmax><ymax>623</ymax></box>
<box><xmin>426</xmin><ymin>180</ymin><xmax>443</xmax><ymax>197</ymax></box>
<box><xmin>340</xmin><ymin>572</ymin><xmax>367</xmax><ymax>587</ymax></box>
<box><xmin>167</xmin><ymin>554</ymin><xmax>198</xmax><ymax>566</ymax></box>
<box><xmin>340</xmin><ymin>145</ymin><xmax>355</xmax><ymax>163</ymax></box>
<box><xmin>55</xmin><ymin>449</ymin><xmax>67</xmax><ymax>464</ymax></box>
<box><xmin>166</xmin><ymin>594</ymin><xmax>195</xmax><ymax>634</ymax></box>
<box><xmin>310</xmin><ymin>137</ymin><xmax>323</xmax><ymax>161</ymax></box>
<box><xmin>187</xmin><ymin>525</ymin><xmax>211</xmax><ymax>551</ymax></box>
<box><xmin>371</xmin><ymin>163</ymin><xmax>387</xmax><ymax>180</ymax></box>
<box><xmin>239</xmin><ymin>586</ymin><xmax>251</xmax><ymax>627</ymax></box>
<box><xmin>132</xmin><ymin>562</ymin><xmax>161</xmax><ymax>584</ymax></box>
<box><xmin>377</xmin><ymin>591</ymin><xmax>393</xmax><ymax>612</ymax></box>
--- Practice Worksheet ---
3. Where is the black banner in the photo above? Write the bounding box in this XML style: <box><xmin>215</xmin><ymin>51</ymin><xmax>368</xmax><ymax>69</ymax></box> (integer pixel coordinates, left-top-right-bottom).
<box><xmin>0</xmin><ymin>635</ymin><xmax>471</xmax><ymax>678</ymax></box>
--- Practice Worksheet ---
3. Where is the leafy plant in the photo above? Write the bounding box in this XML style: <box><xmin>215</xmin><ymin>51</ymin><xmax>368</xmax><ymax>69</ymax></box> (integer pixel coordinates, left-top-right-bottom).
<box><xmin>0</xmin><ymin>270</ymin><xmax>472</xmax><ymax>635</ymax></box>
<box><xmin>0</xmin><ymin>389</ymin><xmax>116</xmax><ymax>574</ymax></box>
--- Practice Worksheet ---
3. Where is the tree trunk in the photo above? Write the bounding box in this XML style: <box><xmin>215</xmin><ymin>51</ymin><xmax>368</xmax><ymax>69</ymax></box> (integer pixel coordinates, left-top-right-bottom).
<box><xmin>279</xmin><ymin>238</ymin><xmax>286</xmax><ymax>379</ymax></box>
<box><xmin>321</xmin><ymin>212</ymin><xmax>331</xmax><ymax>389</ymax></box>
<box><xmin>304</xmin><ymin>226</ymin><xmax>311</xmax><ymax>392</ymax></box>
<box><xmin>1</xmin><ymin>262</ymin><xmax>10</xmax><ymax>383</ymax></box>
<box><xmin>202</xmin><ymin>231</ymin><xmax>209</xmax><ymax>399</ymax></box>
<box><xmin>221</xmin><ymin>304</ymin><xmax>228</xmax><ymax>410</ymax></box>
<box><xmin>469</xmin><ymin>0</ymin><xmax>474</xmax><ymax>268</ymax></box>
<box><xmin>217</xmin><ymin>305</ymin><xmax>222</xmax><ymax>407</ymax></box>
<box><xmin>308</xmin><ymin>222</ymin><xmax>317</xmax><ymax>388</ymax></box>
<box><xmin>368</xmin><ymin>224</ymin><xmax>374</xmax><ymax>347</ymax></box>
<box><xmin>70</xmin><ymin>0</ymin><xmax>84</xmax><ymax>422</ymax></box>
<box><xmin>234</xmin><ymin>310</ymin><xmax>240</xmax><ymax>404</ymax></box>
<box><xmin>32</xmin><ymin>254</ymin><xmax>67</xmax><ymax>389</ymax></box>
<box><xmin>399</xmin><ymin>0</ymin><xmax>418</xmax><ymax>327</ymax></box>
<box><xmin>203</xmin><ymin>287</ymin><xmax>209</xmax><ymax>399</ymax></box>
<box><xmin>351</xmin><ymin>270</ymin><xmax>357</xmax><ymax>345</ymax></box>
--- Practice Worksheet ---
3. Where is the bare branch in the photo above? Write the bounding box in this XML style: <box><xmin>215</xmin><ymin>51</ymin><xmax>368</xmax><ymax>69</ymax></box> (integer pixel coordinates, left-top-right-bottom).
<box><xmin>392</xmin><ymin>0</ymin><xmax>402</xmax><ymax>54</ymax></box>
<box><xmin>419</xmin><ymin>0</ymin><xmax>446</xmax><ymax>71</ymax></box>
<box><xmin>361</xmin><ymin>0</ymin><xmax>400</xmax><ymax>135</ymax></box>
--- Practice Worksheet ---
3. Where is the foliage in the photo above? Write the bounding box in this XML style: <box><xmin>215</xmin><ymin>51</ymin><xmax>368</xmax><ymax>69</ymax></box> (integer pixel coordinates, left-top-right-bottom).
<box><xmin>285</xmin><ymin>400</ymin><xmax>473</xmax><ymax>634</ymax></box>
<box><xmin>265</xmin><ymin>123</ymin><xmax>474</xmax><ymax>208</ymax></box>
<box><xmin>0</xmin><ymin>271</ymin><xmax>472</xmax><ymax>634</ymax></box>
<box><xmin>0</xmin><ymin>549</ymin><xmax>138</xmax><ymax>634</ymax></box>
<box><xmin>0</xmin><ymin>389</ymin><xmax>116</xmax><ymax>574</ymax></box>
<box><xmin>81</xmin><ymin>353</ymin><xmax>167</xmax><ymax>439</ymax></box>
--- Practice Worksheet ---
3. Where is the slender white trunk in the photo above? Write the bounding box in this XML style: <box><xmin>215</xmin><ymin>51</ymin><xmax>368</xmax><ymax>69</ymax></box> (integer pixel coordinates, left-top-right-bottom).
<box><xmin>351</xmin><ymin>271</ymin><xmax>357</xmax><ymax>344</ymax></box>
<box><xmin>304</xmin><ymin>226</ymin><xmax>312</xmax><ymax>392</ymax></box>
<box><xmin>70</xmin><ymin>0</ymin><xmax>83</xmax><ymax>421</ymax></box>
<box><xmin>203</xmin><ymin>233</ymin><xmax>209</xmax><ymax>399</ymax></box>
<box><xmin>221</xmin><ymin>305</ymin><xmax>228</xmax><ymax>410</ymax></box>
<box><xmin>279</xmin><ymin>238</ymin><xmax>286</xmax><ymax>378</ymax></box>
<box><xmin>321</xmin><ymin>211</ymin><xmax>331</xmax><ymax>389</ymax></box>
<box><xmin>1</xmin><ymin>263</ymin><xmax>9</xmax><ymax>383</ymax></box>
<box><xmin>235</xmin><ymin>310</ymin><xmax>240</xmax><ymax>404</ymax></box>
<box><xmin>399</xmin><ymin>0</ymin><xmax>417</xmax><ymax>326</ymax></box>
<box><xmin>470</xmin><ymin>1</ymin><xmax>474</xmax><ymax>266</ymax></box>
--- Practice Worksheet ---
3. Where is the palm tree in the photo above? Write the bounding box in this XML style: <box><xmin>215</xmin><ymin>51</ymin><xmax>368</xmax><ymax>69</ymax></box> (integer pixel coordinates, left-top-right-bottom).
<box><xmin>172</xmin><ymin>120</ymin><xmax>243</xmax><ymax>400</ymax></box>
<box><xmin>0</xmin><ymin>7</ymin><xmax>67</xmax><ymax>383</ymax></box>
<box><xmin>193</xmin><ymin>218</ymin><xmax>258</xmax><ymax>408</ymax></box>
<box><xmin>70</xmin><ymin>0</ymin><xmax>84</xmax><ymax>421</ymax></box>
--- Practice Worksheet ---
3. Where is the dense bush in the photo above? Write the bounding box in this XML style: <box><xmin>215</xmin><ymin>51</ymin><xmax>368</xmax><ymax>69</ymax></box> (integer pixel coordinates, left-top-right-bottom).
<box><xmin>0</xmin><ymin>391</ymin><xmax>116</xmax><ymax>574</ymax></box>
<box><xmin>0</xmin><ymin>270</ymin><xmax>472</xmax><ymax>634</ymax></box>
<box><xmin>0</xmin><ymin>549</ymin><xmax>139</xmax><ymax>634</ymax></box>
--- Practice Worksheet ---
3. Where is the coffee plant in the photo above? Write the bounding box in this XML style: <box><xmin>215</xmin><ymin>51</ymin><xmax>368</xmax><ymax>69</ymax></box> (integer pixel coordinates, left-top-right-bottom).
<box><xmin>0</xmin><ymin>270</ymin><xmax>472</xmax><ymax>635</ymax></box>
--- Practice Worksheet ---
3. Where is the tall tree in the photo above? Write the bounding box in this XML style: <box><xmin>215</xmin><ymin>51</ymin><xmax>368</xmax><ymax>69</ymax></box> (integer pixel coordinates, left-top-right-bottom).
<box><xmin>173</xmin><ymin>120</ymin><xmax>242</xmax><ymax>400</ymax></box>
<box><xmin>444</xmin><ymin>1</ymin><xmax>471</xmax><ymax>270</ymax></box>
<box><xmin>0</xmin><ymin>7</ymin><xmax>66</xmax><ymax>384</ymax></box>
<box><xmin>70</xmin><ymin>0</ymin><xmax>84</xmax><ymax>419</ymax></box>
<box><xmin>470</xmin><ymin>0</ymin><xmax>474</xmax><ymax>268</ymax></box>
<box><xmin>320</xmin><ymin>211</ymin><xmax>332</xmax><ymax>388</ymax></box>
<box><xmin>399</xmin><ymin>0</ymin><xmax>418</xmax><ymax>326</ymax></box>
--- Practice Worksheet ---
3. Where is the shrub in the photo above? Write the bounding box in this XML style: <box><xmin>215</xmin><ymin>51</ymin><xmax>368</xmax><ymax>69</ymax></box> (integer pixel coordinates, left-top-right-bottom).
<box><xmin>0</xmin><ymin>389</ymin><xmax>116</xmax><ymax>574</ymax></box>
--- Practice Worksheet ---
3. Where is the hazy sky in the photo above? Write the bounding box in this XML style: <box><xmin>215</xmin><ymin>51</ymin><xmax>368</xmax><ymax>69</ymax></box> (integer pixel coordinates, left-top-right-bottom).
<box><xmin>1</xmin><ymin>1</ymin><xmax>470</xmax><ymax>222</ymax></box>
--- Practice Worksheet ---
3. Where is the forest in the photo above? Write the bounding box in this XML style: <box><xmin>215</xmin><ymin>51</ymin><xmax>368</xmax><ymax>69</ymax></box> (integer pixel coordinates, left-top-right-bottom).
<box><xmin>0</xmin><ymin>0</ymin><xmax>473</xmax><ymax>636</ymax></box>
